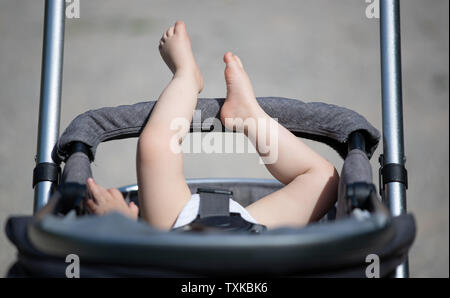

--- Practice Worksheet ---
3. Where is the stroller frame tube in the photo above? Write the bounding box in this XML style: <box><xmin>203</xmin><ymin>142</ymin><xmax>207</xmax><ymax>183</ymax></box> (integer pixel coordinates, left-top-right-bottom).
<box><xmin>380</xmin><ymin>0</ymin><xmax>409</xmax><ymax>277</ymax></box>
<box><xmin>33</xmin><ymin>0</ymin><xmax>65</xmax><ymax>212</ymax></box>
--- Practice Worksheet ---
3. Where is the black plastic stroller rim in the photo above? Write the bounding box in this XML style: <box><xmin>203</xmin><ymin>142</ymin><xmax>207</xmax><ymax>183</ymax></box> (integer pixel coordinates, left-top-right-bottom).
<box><xmin>27</xmin><ymin>215</ymin><xmax>394</xmax><ymax>274</ymax></box>
<box><xmin>24</xmin><ymin>177</ymin><xmax>396</xmax><ymax>276</ymax></box>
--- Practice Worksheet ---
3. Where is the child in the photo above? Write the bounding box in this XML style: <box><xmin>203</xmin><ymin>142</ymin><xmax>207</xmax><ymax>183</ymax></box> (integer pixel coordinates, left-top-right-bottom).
<box><xmin>85</xmin><ymin>21</ymin><xmax>339</xmax><ymax>230</ymax></box>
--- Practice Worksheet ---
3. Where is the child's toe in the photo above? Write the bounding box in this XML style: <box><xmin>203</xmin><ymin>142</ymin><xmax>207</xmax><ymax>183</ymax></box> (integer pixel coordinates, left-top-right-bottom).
<box><xmin>234</xmin><ymin>55</ymin><xmax>244</xmax><ymax>68</ymax></box>
<box><xmin>174</xmin><ymin>20</ymin><xmax>186</xmax><ymax>33</ymax></box>
<box><xmin>167</xmin><ymin>26</ymin><xmax>175</xmax><ymax>37</ymax></box>
<box><xmin>223</xmin><ymin>51</ymin><xmax>235</xmax><ymax>64</ymax></box>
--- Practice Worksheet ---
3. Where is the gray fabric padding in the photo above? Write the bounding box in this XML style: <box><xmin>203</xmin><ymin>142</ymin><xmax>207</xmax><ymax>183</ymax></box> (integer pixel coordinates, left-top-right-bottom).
<box><xmin>61</xmin><ymin>152</ymin><xmax>92</xmax><ymax>184</ymax></box>
<box><xmin>55</xmin><ymin>97</ymin><xmax>380</xmax><ymax>165</ymax></box>
<box><xmin>336</xmin><ymin>149</ymin><xmax>373</xmax><ymax>218</ymax></box>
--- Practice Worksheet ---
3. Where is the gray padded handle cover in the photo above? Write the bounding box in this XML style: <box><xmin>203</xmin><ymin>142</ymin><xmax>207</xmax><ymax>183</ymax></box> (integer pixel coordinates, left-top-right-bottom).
<box><xmin>57</xmin><ymin>97</ymin><xmax>380</xmax><ymax>185</ymax></box>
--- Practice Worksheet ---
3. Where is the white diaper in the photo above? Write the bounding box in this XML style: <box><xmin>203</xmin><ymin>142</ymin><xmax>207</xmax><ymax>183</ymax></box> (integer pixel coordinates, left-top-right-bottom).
<box><xmin>172</xmin><ymin>194</ymin><xmax>259</xmax><ymax>229</ymax></box>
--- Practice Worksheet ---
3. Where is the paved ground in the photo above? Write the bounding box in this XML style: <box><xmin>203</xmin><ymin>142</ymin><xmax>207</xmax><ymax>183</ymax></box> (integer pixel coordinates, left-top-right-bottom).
<box><xmin>0</xmin><ymin>0</ymin><xmax>448</xmax><ymax>277</ymax></box>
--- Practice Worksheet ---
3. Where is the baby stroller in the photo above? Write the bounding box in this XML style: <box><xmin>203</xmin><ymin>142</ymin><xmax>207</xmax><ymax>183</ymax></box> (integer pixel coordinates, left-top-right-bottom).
<box><xmin>5</xmin><ymin>0</ymin><xmax>415</xmax><ymax>277</ymax></box>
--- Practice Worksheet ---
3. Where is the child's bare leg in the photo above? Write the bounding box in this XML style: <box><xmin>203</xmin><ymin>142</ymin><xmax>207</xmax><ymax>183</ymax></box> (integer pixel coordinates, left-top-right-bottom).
<box><xmin>87</xmin><ymin>21</ymin><xmax>202</xmax><ymax>228</ymax></box>
<box><xmin>137</xmin><ymin>21</ymin><xmax>203</xmax><ymax>229</ymax></box>
<box><xmin>220</xmin><ymin>52</ymin><xmax>339</xmax><ymax>228</ymax></box>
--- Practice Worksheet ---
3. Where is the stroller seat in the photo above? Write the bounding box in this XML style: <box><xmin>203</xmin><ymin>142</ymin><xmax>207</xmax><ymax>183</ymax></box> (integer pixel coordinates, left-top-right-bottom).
<box><xmin>6</xmin><ymin>97</ymin><xmax>416</xmax><ymax>277</ymax></box>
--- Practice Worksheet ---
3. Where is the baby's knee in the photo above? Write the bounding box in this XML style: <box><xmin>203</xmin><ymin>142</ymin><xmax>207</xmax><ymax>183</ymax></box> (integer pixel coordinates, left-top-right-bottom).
<box><xmin>315</xmin><ymin>162</ymin><xmax>339</xmax><ymax>188</ymax></box>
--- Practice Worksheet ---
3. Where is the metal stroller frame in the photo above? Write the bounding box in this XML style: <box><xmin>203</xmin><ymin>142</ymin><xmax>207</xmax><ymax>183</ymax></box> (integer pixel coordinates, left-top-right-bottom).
<box><xmin>17</xmin><ymin>0</ymin><xmax>411</xmax><ymax>277</ymax></box>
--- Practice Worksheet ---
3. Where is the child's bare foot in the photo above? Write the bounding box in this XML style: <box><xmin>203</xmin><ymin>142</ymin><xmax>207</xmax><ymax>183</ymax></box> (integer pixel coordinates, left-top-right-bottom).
<box><xmin>86</xmin><ymin>178</ymin><xmax>139</xmax><ymax>220</ymax></box>
<box><xmin>220</xmin><ymin>52</ymin><xmax>264</xmax><ymax>132</ymax></box>
<box><xmin>159</xmin><ymin>21</ymin><xmax>203</xmax><ymax>93</ymax></box>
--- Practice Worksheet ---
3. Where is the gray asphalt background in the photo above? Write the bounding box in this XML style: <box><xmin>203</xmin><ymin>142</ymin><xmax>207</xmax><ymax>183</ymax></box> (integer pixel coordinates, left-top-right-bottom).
<box><xmin>0</xmin><ymin>0</ymin><xmax>448</xmax><ymax>277</ymax></box>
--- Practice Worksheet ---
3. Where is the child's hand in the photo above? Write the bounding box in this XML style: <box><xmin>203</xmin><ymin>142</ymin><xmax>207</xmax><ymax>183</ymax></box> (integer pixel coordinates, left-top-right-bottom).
<box><xmin>86</xmin><ymin>178</ymin><xmax>139</xmax><ymax>220</ymax></box>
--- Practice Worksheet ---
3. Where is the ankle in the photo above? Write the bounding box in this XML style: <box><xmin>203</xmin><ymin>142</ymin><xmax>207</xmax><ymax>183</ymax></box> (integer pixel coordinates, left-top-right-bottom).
<box><xmin>249</xmin><ymin>104</ymin><xmax>267</xmax><ymax>118</ymax></box>
<box><xmin>173</xmin><ymin>68</ymin><xmax>203</xmax><ymax>92</ymax></box>
<box><xmin>172</xmin><ymin>72</ymin><xmax>202</xmax><ymax>92</ymax></box>
<box><xmin>240</xmin><ymin>104</ymin><xmax>266</xmax><ymax>121</ymax></box>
